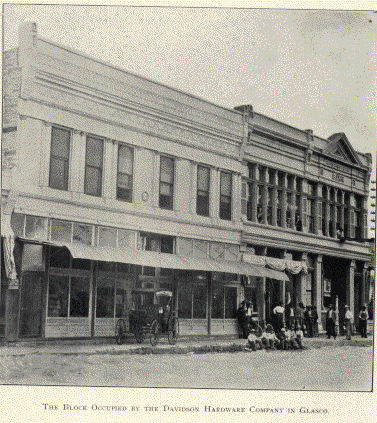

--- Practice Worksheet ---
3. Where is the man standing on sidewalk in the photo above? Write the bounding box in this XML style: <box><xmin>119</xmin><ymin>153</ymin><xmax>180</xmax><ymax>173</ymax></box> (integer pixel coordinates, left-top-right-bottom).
<box><xmin>326</xmin><ymin>304</ymin><xmax>337</xmax><ymax>339</ymax></box>
<box><xmin>359</xmin><ymin>305</ymin><xmax>369</xmax><ymax>338</ymax></box>
<box><xmin>344</xmin><ymin>305</ymin><xmax>354</xmax><ymax>340</ymax></box>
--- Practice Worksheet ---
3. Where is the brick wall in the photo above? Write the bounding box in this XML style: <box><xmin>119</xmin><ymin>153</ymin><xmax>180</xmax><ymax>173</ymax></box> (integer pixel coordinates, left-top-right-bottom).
<box><xmin>2</xmin><ymin>48</ymin><xmax>21</xmax><ymax>129</ymax></box>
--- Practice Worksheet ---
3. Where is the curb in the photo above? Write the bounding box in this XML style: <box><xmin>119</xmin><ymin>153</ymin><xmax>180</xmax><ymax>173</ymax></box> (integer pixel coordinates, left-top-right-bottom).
<box><xmin>0</xmin><ymin>338</ymin><xmax>372</xmax><ymax>357</ymax></box>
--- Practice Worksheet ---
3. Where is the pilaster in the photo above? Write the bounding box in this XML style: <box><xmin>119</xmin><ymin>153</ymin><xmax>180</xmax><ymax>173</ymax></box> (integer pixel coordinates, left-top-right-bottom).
<box><xmin>346</xmin><ymin>259</ymin><xmax>356</xmax><ymax>315</ymax></box>
<box><xmin>314</xmin><ymin>254</ymin><xmax>323</xmax><ymax>331</ymax></box>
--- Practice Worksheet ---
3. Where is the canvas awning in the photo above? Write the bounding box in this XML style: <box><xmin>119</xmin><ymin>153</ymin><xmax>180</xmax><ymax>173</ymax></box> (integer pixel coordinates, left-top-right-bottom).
<box><xmin>19</xmin><ymin>239</ymin><xmax>267</xmax><ymax>277</ymax></box>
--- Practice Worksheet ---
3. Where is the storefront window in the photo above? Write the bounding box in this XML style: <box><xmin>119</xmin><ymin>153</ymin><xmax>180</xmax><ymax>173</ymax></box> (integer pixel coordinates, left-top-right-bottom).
<box><xmin>70</xmin><ymin>277</ymin><xmax>90</xmax><ymax>317</ymax></box>
<box><xmin>211</xmin><ymin>286</ymin><xmax>224</xmax><ymax>318</ymax></box>
<box><xmin>225</xmin><ymin>287</ymin><xmax>237</xmax><ymax>318</ymax></box>
<box><xmin>116</xmin><ymin>281</ymin><xmax>128</xmax><ymax>318</ymax></box>
<box><xmin>48</xmin><ymin>275</ymin><xmax>69</xmax><ymax>317</ymax></box>
<box><xmin>178</xmin><ymin>280</ymin><xmax>207</xmax><ymax>319</ymax></box>
<box><xmin>96</xmin><ymin>278</ymin><xmax>115</xmax><ymax>318</ymax></box>
<box><xmin>49</xmin><ymin>246</ymin><xmax>71</xmax><ymax>268</ymax></box>
<box><xmin>193</xmin><ymin>285</ymin><xmax>207</xmax><ymax>318</ymax></box>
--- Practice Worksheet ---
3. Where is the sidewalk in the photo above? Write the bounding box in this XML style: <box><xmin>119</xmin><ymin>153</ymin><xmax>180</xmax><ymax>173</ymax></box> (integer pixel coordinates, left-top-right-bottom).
<box><xmin>0</xmin><ymin>334</ymin><xmax>372</xmax><ymax>357</ymax></box>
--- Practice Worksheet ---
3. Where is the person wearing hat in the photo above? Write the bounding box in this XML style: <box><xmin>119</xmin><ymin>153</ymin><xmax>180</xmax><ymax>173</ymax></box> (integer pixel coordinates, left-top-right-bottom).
<box><xmin>273</xmin><ymin>302</ymin><xmax>285</xmax><ymax>332</ymax></box>
<box><xmin>344</xmin><ymin>305</ymin><xmax>354</xmax><ymax>340</ymax></box>
<box><xmin>359</xmin><ymin>305</ymin><xmax>369</xmax><ymax>338</ymax></box>
<box><xmin>326</xmin><ymin>304</ymin><xmax>337</xmax><ymax>339</ymax></box>
<box><xmin>236</xmin><ymin>301</ymin><xmax>248</xmax><ymax>339</ymax></box>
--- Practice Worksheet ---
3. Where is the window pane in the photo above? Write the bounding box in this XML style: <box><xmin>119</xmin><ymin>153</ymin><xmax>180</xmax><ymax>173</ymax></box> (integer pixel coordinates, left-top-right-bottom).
<box><xmin>211</xmin><ymin>286</ymin><xmax>224</xmax><ymax>318</ymax></box>
<box><xmin>73</xmin><ymin>223</ymin><xmax>93</xmax><ymax>245</ymax></box>
<box><xmin>48</xmin><ymin>275</ymin><xmax>69</xmax><ymax>317</ymax></box>
<box><xmin>143</xmin><ymin>266</ymin><xmax>156</xmax><ymax>276</ymax></box>
<box><xmin>160</xmin><ymin>182</ymin><xmax>172</xmax><ymax>196</ymax></box>
<box><xmin>225</xmin><ymin>287</ymin><xmax>237</xmax><ymax>318</ymax></box>
<box><xmin>25</xmin><ymin>216</ymin><xmax>48</xmax><ymax>240</ymax></box>
<box><xmin>51</xmin><ymin>220</ymin><xmax>72</xmax><ymax>243</ymax></box>
<box><xmin>98</xmin><ymin>227</ymin><xmax>117</xmax><ymax>248</ymax></box>
<box><xmin>193</xmin><ymin>284</ymin><xmax>206</xmax><ymax>318</ymax></box>
<box><xmin>70</xmin><ymin>277</ymin><xmax>90</xmax><ymax>317</ymax></box>
<box><xmin>51</xmin><ymin>127</ymin><xmax>70</xmax><ymax>158</ymax></box>
<box><xmin>116</xmin><ymin>281</ymin><xmax>128</xmax><ymax>318</ymax></box>
<box><xmin>85</xmin><ymin>167</ymin><xmax>102</xmax><ymax>196</ymax></box>
<box><xmin>118</xmin><ymin>145</ymin><xmax>133</xmax><ymax>174</ymax></box>
<box><xmin>117</xmin><ymin>173</ymin><xmax>132</xmax><ymax>202</ymax></box>
<box><xmin>117</xmin><ymin>173</ymin><xmax>132</xmax><ymax>189</ymax></box>
<box><xmin>160</xmin><ymin>156</ymin><xmax>174</xmax><ymax>183</ymax></box>
<box><xmin>197</xmin><ymin>166</ymin><xmax>210</xmax><ymax>191</ymax></box>
<box><xmin>220</xmin><ymin>172</ymin><xmax>232</xmax><ymax>195</ymax></box>
<box><xmin>161</xmin><ymin>236</ymin><xmax>174</xmax><ymax>254</ymax></box>
<box><xmin>118</xmin><ymin>230</ymin><xmax>134</xmax><ymax>248</ymax></box>
<box><xmin>11</xmin><ymin>213</ymin><xmax>25</xmax><ymax>237</ymax></box>
<box><xmin>96</xmin><ymin>278</ymin><xmax>115</xmax><ymax>318</ymax></box>
<box><xmin>197</xmin><ymin>194</ymin><xmax>209</xmax><ymax>216</ymax></box>
<box><xmin>86</xmin><ymin>137</ymin><xmax>103</xmax><ymax>167</ymax></box>
<box><xmin>50</xmin><ymin>157</ymin><xmax>68</xmax><ymax>190</ymax></box>
<box><xmin>72</xmin><ymin>258</ymin><xmax>91</xmax><ymax>270</ymax></box>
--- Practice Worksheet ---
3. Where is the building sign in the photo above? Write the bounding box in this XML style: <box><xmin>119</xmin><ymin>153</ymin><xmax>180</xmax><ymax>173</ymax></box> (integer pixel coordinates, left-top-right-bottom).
<box><xmin>332</xmin><ymin>173</ymin><xmax>344</xmax><ymax>183</ymax></box>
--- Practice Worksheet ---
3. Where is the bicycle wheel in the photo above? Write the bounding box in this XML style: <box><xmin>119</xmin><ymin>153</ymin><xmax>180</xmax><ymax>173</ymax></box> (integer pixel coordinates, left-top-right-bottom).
<box><xmin>150</xmin><ymin>319</ymin><xmax>161</xmax><ymax>347</ymax></box>
<box><xmin>115</xmin><ymin>318</ymin><xmax>127</xmax><ymax>345</ymax></box>
<box><xmin>134</xmin><ymin>325</ymin><xmax>145</xmax><ymax>343</ymax></box>
<box><xmin>167</xmin><ymin>316</ymin><xmax>179</xmax><ymax>345</ymax></box>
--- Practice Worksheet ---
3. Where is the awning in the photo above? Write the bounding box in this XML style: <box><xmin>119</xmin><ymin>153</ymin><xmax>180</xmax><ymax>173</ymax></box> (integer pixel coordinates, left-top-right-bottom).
<box><xmin>243</xmin><ymin>253</ymin><xmax>307</xmax><ymax>275</ymax></box>
<box><xmin>20</xmin><ymin>239</ymin><xmax>266</xmax><ymax>277</ymax></box>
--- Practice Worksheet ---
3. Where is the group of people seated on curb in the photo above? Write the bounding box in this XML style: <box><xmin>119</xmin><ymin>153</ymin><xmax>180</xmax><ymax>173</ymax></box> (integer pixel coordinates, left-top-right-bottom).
<box><xmin>246</xmin><ymin>324</ymin><xmax>305</xmax><ymax>352</ymax></box>
<box><xmin>237</xmin><ymin>299</ymin><xmax>369</xmax><ymax>352</ymax></box>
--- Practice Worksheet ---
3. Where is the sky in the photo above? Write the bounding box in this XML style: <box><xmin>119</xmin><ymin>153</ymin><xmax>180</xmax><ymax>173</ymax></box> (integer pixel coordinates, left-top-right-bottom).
<box><xmin>2</xmin><ymin>4</ymin><xmax>377</xmax><ymax>230</ymax></box>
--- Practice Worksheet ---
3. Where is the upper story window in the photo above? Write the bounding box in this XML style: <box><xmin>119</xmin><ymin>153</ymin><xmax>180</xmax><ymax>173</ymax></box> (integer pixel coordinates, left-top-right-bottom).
<box><xmin>84</xmin><ymin>136</ymin><xmax>104</xmax><ymax>196</ymax></box>
<box><xmin>159</xmin><ymin>156</ymin><xmax>174</xmax><ymax>210</ymax></box>
<box><xmin>307</xmin><ymin>182</ymin><xmax>316</xmax><ymax>197</ymax></box>
<box><xmin>219</xmin><ymin>171</ymin><xmax>232</xmax><ymax>221</ymax></box>
<box><xmin>117</xmin><ymin>144</ymin><xmax>133</xmax><ymax>202</ymax></box>
<box><xmin>197</xmin><ymin>165</ymin><xmax>210</xmax><ymax>216</ymax></box>
<box><xmin>49</xmin><ymin>126</ymin><xmax>71</xmax><ymax>191</ymax></box>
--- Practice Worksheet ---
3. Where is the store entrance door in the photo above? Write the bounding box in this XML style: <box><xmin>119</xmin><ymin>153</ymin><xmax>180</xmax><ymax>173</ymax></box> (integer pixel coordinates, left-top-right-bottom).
<box><xmin>19</xmin><ymin>272</ymin><xmax>44</xmax><ymax>338</ymax></box>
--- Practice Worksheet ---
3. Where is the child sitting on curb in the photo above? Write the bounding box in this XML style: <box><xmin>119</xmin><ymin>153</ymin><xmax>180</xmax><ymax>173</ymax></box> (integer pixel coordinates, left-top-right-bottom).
<box><xmin>246</xmin><ymin>328</ymin><xmax>262</xmax><ymax>351</ymax></box>
<box><xmin>286</xmin><ymin>327</ymin><xmax>299</xmax><ymax>350</ymax></box>
<box><xmin>277</xmin><ymin>327</ymin><xmax>288</xmax><ymax>350</ymax></box>
<box><xmin>261</xmin><ymin>324</ymin><xmax>279</xmax><ymax>350</ymax></box>
<box><xmin>294</xmin><ymin>325</ymin><xmax>305</xmax><ymax>349</ymax></box>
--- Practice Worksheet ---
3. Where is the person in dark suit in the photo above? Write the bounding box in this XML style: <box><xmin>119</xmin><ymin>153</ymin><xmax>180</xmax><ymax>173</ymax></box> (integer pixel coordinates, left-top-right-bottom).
<box><xmin>326</xmin><ymin>304</ymin><xmax>337</xmax><ymax>339</ymax></box>
<box><xmin>237</xmin><ymin>301</ymin><xmax>248</xmax><ymax>339</ymax></box>
<box><xmin>359</xmin><ymin>305</ymin><xmax>369</xmax><ymax>338</ymax></box>
<box><xmin>311</xmin><ymin>306</ymin><xmax>319</xmax><ymax>336</ymax></box>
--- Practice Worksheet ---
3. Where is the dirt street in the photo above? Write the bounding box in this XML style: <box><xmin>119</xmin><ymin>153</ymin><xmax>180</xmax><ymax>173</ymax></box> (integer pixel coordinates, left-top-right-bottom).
<box><xmin>0</xmin><ymin>345</ymin><xmax>372</xmax><ymax>391</ymax></box>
